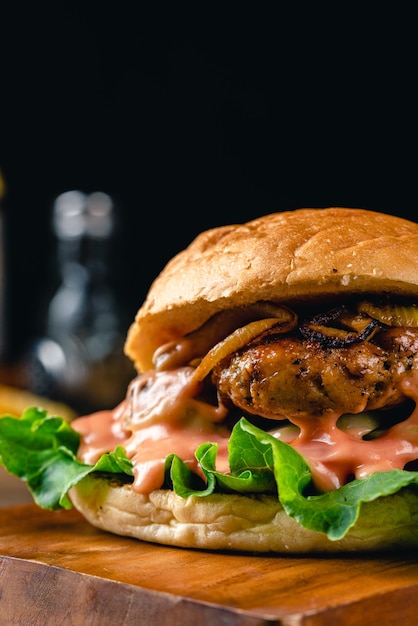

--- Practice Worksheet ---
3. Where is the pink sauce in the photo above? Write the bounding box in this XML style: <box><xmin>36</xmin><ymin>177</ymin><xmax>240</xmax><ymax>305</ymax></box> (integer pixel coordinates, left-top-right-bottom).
<box><xmin>288</xmin><ymin>391</ymin><xmax>418</xmax><ymax>491</ymax></box>
<box><xmin>73</xmin><ymin>366</ymin><xmax>418</xmax><ymax>495</ymax></box>
<box><xmin>73</xmin><ymin>367</ymin><xmax>230</xmax><ymax>493</ymax></box>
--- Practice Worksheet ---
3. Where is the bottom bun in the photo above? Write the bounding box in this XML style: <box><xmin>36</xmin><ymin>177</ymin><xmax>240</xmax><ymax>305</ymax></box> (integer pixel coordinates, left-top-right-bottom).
<box><xmin>70</xmin><ymin>476</ymin><xmax>418</xmax><ymax>553</ymax></box>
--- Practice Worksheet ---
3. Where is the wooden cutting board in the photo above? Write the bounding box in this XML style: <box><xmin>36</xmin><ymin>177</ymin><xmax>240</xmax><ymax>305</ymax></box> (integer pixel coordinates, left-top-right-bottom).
<box><xmin>1</xmin><ymin>503</ymin><xmax>418</xmax><ymax>625</ymax></box>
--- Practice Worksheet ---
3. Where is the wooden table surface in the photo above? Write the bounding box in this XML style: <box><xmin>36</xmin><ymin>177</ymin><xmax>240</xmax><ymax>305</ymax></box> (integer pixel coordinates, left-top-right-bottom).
<box><xmin>1</xmin><ymin>503</ymin><xmax>418</xmax><ymax>625</ymax></box>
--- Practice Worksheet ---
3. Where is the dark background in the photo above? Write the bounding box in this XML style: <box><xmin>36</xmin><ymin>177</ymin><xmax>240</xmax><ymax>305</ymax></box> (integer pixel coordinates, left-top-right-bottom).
<box><xmin>1</xmin><ymin>5</ymin><xmax>417</xmax><ymax>364</ymax></box>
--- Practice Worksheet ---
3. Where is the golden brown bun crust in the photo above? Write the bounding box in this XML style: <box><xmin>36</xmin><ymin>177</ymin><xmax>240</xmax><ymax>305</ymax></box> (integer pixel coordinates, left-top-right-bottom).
<box><xmin>125</xmin><ymin>207</ymin><xmax>418</xmax><ymax>372</ymax></box>
<box><xmin>70</xmin><ymin>476</ymin><xmax>418</xmax><ymax>553</ymax></box>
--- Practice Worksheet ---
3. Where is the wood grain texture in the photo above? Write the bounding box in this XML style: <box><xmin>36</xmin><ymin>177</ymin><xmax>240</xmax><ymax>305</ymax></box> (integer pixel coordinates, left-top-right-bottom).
<box><xmin>1</xmin><ymin>503</ymin><xmax>418</xmax><ymax>625</ymax></box>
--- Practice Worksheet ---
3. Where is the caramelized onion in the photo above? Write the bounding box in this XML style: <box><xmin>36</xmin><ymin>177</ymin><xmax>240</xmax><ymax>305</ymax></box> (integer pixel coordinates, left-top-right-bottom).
<box><xmin>299</xmin><ymin>307</ymin><xmax>379</xmax><ymax>348</ymax></box>
<box><xmin>358</xmin><ymin>301</ymin><xmax>418</xmax><ymax>327</ymax></box>
<box><xmin>337</xmin><ymin>310</ymin><xmax>376</xmax><ymax>333</ymax></box>
<box><xmin>192</xmin><ymin>317</ymin><xmax>294</xmax><ymax>382</ymax></box>
<box><xmin>154</xmin><ymin>302</ymin><xmax>296</xmax><ymax>371</ymax></box>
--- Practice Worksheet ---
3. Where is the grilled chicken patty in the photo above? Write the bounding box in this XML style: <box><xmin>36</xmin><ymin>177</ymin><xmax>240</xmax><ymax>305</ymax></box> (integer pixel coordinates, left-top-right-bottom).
<box><xmin>212</xmin><ymin>327</ymin><xmax>418</xmax><ymax>420</ymax></box>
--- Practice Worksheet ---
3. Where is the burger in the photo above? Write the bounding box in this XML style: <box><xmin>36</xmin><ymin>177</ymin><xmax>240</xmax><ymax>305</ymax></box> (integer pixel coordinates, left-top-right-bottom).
<box><xmin>2</xmin><ymin>206</ymin><xmax>418</xmax><ymax>553</ymax></box>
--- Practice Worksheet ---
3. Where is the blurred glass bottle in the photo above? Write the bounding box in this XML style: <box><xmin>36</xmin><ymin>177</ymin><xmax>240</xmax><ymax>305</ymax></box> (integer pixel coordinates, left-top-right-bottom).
<box><xmin>24</xmin><ymin>190</ymin><xmax>135</xmax><ymax>414</ymax></box>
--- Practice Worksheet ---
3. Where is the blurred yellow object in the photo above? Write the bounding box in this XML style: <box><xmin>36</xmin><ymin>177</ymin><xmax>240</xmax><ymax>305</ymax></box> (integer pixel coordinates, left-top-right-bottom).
<box><xmin>0</xmin><ymin>169</ymin><xmax>5</xmax><ymax>199</ymax></box>
<box><xmin>0</xmin><ymin>384</ymin><xmax>77</xmax><ymax>421</ymax></box>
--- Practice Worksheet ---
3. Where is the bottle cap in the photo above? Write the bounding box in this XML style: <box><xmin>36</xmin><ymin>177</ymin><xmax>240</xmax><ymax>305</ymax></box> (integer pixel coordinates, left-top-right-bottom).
<box><xmin>53</xmin><ymin>190</ymin><xmax>87</xmax><ymax>239</ymax></box>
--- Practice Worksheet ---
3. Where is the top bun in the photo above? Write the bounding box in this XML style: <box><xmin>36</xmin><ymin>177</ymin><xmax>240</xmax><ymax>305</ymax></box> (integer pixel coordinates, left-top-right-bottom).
<box><xmin>125</xmin><ymin>207</ymin><xmax>418</xmax><ymax>372</ymax></box>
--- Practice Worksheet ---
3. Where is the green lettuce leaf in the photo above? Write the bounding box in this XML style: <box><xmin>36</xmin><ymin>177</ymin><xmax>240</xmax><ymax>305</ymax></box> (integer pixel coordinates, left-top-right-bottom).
<box><xmin>166</xmin><ymin>417</ymin><xmax>418</xmax><ymax>540</ymax></box>
<box><xmin>2</xmin><ymin>408</ymin><xmax>418</xmax><ymax>540</ymax></box>
<box><xmin>0</xmin><ymin>407</ymin><xmax>133</xmax><ymax>510</ymax></box>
